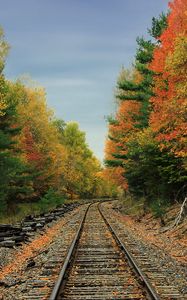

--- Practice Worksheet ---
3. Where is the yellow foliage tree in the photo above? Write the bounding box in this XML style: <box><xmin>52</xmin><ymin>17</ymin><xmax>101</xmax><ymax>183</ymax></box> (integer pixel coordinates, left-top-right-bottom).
<box><xmin>15</xmin><ymin>84</ymin><xmax>66</xmax><ymax>195</ymax></box>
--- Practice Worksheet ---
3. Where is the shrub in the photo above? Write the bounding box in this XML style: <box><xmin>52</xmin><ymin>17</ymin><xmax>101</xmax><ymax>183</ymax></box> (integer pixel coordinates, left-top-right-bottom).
<box><xmin>38</xmin><ymin>188</ymin><xmax>65</xmax><ymax>213</ymax></box>
<box><xmin>150</xmin><ymin>198</ymin><xmax>169</xmax><ymax>225</ymax></box>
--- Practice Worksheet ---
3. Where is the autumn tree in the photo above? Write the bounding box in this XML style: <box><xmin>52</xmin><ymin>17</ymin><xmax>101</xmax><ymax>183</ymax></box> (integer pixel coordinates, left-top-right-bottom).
<box><xmin>0</xmin><ymin>78</ymin><xmax>33</xmax><ymax>212</ymax></box>
<box><xmin>149</xmin><ymin>0</ymin><xmax>187</xmax><ymax>161</ymax></box>
<box><xmin>0</xmin><ymin>27</ymin><xmax>9</xmax><ymax>73</ymax></box>
<box><xmin>15</xmin><ymin>84</ymin><xmax>66</xmax><ymax>197</ymax></box>
<box><xmin>0</xmin><ymin>24</ymin><xmax>116</xmax><ymax>216</ymax></box>
<box><xmin>0</xmin><ymin>31</ymin><xmax>32</xmax><ymax>212</ymax></box>
<box><xmin>105</xmin><ymin>68</ymin><xmax>141</xmax><ymax>189</ymax></box>
<box><xmin>105</xmin><ymin>14</ymin><xmax>168</xmax><ymax>189</ymax></box>
<box><xmin>123</xmin><ymin>128</ymin><xmax>186</xmax><ymax>203</ymax></box>
<box><xmin>105</xmin><ymin>3</ymin><xmax>187</xmax><ymax>209</ymax></box>
<box><xmin>56</xmin><ymin>122</ymin><xmax>101</xmax><ymax>198</ymax></box>
<box><xmin>117</xmin><ymin>13</ymin><xmax>167</xmax><ymax>129</ymax></box>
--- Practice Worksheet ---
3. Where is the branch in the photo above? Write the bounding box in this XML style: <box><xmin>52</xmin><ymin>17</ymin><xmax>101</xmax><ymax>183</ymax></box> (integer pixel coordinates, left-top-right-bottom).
<box><xmin>170</xmin><ymin>197</ymin><xmax>187</xmax><ymax>229</ymax></box>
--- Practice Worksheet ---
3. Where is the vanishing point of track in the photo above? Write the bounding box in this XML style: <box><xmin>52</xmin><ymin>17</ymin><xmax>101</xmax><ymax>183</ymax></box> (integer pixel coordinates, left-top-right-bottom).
<box><xmin>49</xmin><ymin>203</ymin><xmax>160</xmax><ymax>300</ymax></box>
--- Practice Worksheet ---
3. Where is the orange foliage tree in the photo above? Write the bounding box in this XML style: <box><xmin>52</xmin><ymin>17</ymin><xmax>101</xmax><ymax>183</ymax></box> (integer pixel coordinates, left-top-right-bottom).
<box><xmin>149</xmin><ymin>0</ymin><xmax>187</xmax><ymax>160</ymax></box>
<box><xmin>105</xmin><ymin>95</ymin><xmax>141</xmax><ymax>190</ymax></box>
<box><xmin>104</xmin><ymin>1</ymin><xmax>187</xmax><ymax>205</ymax></box>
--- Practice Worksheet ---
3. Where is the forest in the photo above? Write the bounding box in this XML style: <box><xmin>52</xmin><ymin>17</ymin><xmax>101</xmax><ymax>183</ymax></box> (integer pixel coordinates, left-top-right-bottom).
<box><xmin>0</xmin><ymin>29</ymin><xmax>116</xmax><ymax>219</ymax></box>
<box><xmin>0</xmin><ymin>1</ymin><xmax>186</xmax><ymax>299</ymax></box>
<box><xmin>0</xmin><ymin>0</ymin><xmax>186</xmax><ymax>221</ymax></box>
<box><xmin>104</xmin><ymin>0</ymin><xmax>187</xmax><ymax>217</ymax></box>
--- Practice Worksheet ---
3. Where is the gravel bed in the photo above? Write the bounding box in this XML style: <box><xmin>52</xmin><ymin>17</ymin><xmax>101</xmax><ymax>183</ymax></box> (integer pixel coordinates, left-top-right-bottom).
<box><xmin>101</xmin><ymin>202</ymin><xmax>187</xmax><ymax>299</ymax></box>
<box><xmin>0</xmin><ymin>205</ymin><xmax>88</xmax><ymax>300</ymax></box>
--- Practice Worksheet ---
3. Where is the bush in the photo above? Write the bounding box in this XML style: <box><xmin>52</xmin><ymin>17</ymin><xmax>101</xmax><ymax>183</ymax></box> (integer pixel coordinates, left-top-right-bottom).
<box><xmin>38</xmin><ymin>188</ymin><xmax>65</xmax><ymax>213</ymax></box>
<box><xmin>150</xmin><ymin>198</ymin><xmax>169</xmax><ymax>224</ymax></box>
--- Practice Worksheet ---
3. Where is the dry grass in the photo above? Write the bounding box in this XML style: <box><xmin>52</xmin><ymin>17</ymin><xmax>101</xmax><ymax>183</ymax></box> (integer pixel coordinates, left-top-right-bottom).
<box><xmin>114</xmin><ymin>195</ymin><xmax>145</xmax><ymax>218</ymax></box>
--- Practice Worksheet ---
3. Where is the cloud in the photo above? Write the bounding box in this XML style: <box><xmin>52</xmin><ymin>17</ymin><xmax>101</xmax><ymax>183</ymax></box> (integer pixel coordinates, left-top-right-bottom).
<box><xmin>1</xmin><ymin>0</ymin><xmax>169</xmax><ymax>161</ymax></box>
<box><xmin>39</xmin><ymin>77</ymin><xmax>95</xmax><ymax>88</ymax></box>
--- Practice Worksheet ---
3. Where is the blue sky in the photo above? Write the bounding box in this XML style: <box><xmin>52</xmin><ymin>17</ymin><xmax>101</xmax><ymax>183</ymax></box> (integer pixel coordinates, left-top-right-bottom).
<box><xmin>1</xmin><ymin>0</ymin><xmax>169</xmax><ymax>161</ymax></box>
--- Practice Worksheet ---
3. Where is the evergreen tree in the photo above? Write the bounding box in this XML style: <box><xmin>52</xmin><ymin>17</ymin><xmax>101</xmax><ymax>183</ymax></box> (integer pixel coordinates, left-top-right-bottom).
<box><xmin>0</xmin><ymin>77</ymin><xmax>33</xmax><ymax>212</ymax></box>
<box><xmin>117</xmin><ymin>13</ymin><xmax>168</xmax><ymax>129</ymax></box>
<box><xmin>105</xmin><ymin>8</ymin><xmax>187</xmax><ymax>209</ymax></box>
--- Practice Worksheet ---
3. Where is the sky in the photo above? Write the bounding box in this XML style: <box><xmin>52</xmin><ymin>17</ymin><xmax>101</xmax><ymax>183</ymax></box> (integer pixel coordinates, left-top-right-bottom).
<box><xmin>1</xmin><ymin>0</ymin><xmax>169</xmax><ymax>161</ymax></box>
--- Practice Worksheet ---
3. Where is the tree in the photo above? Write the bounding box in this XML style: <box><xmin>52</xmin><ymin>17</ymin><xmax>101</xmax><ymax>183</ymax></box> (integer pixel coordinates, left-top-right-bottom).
<box><xmin>0</xmin><ymin>77</ymin><xmax>32</xmax><ymax>212</ymax></box>
<box><xmin>149</xmin><ymin>0</ymin><xmax>187</xmax><ymax>161</ymax></box>
<box><xmin>117</xmin><ymin>13</ymin><xmax>167</xmax><ymax>129</ymax></box>
<box><xmin>0</xmin><ymin>24</ymin><xmax>115</xmax><ymax>215</ymax></box>
<box><xmin>15</xmin><ymin>84</ymin><xmax>66</xmax><ymax>196</ymax></box>
<box><xmin>104</xmin><ymin>3</ymin><xmax>186</xmax><ymax>209</ymax></box>
<box><xmin>58</xmin><ymin>122</ymin><xmax>103</xmax><ymax>198</ymax></box>
<box><xmin>123</xmin><ymin>128</ymin><xmax>186</xmax><ymax>202</ymax></box>
<box><xmin>0</xmin><ymin>27</ymin><xmax>9</xmax><ymax>73</ymax></box>
<box><xmin>104</xmin><ymin>68</ymin><xmax>141</xmax><ymax>189</ymax></box>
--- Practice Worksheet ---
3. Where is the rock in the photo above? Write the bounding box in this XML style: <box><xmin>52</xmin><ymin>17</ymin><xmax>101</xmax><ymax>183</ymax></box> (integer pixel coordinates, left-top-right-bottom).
<box><xmin>0</xmin><ymin>240</ymin><xmax>15</xmax><ymax>247</ymax></box>
<box><xmin>13</xmin><ymin>235</ymin><xmax>26</xmax><ymax>243</ymax></box>
<box><xmin>26</xmin><ymin>259</ymin><xmax>35</xmax><ymax>268</ymax></box>
<box><xmin>34</xmin><ymin>217</ymin><xmax>46</xmax><ymax>222</ymax></box>
<box><xmin>36</xmin><ymin>223</ymin><xmax>44</xmax><ymax>229</ymax></box>
<box><xmin>0</xmin><ymin>202</ymin><xmax>82</xmax><ymax>248</ymax></box>
<box><xmin>24</xmin><ymin>215</ymin><xmax>34</xmax><ymax>220</ymax></box>
<box><xmin>22</xmin><ymin>221</ymin><xmax>37</xmax><ymax>227</ymax></box>
<box><xmin>0</xmin><ymin>280</ymin><xmax>8</xmax><ymax>287</ymax></box>
<box><xmin>22</xmin><ymin>226</ymin><xmax>33</xmax><ymax>232</ymax></box>
<box><xmin>0</xmin><ymin>224</ymin><xmax>12</xmax><ymax>231</ymax></box>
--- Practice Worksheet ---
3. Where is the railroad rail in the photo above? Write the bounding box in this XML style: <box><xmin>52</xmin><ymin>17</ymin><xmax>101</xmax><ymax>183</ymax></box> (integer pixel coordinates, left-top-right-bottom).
<box><xmin>49</xmin><ymin>202</ymin><xmax>160</xmax><ymax>300</ymax></box>
<box><xmin>100</xmin><ymin>204</ymin><xmax>185</xmax><ymax>299</ymax></box>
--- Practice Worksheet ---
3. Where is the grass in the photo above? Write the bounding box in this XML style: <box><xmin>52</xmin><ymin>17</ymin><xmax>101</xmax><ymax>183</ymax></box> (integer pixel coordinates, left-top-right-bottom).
<box><xmin>0</xmin><ymin>202</ymin><xmax>45</xmax><ymax>224</ymax></box>
<box><xmin>118</xmin><ymin>193</ymin><xmax>171</xmax><ymax>225</ymax></box>
<box><xmin>118</xmin><ymin>194</ymin><xmax>145</xmax><ymax>218</ymax></box>
<box><xmin>0</xmin><ymin>197</ymin><xmax>91</xmax><ymax>224</ymax></box>
<box><xmin>0</xmin><ymin>195</ymin><xmax>112</xmax><ymax>224</ymax></box>
<box><xmin>0</xmin><ymin>189</ymin><xmax>66</xmax><ymax>224</ymax></box>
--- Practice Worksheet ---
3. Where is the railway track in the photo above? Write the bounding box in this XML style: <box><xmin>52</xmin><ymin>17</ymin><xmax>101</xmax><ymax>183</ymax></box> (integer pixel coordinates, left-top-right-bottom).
<box><xmin>49</xmin><ymin>203</ymin><xmax>160</xmax><ymax>300</ymax></box>
<box><xmin>100</xmin><ymin>203</ymin><xmax>186</xmax><ymax>300</ymax></box>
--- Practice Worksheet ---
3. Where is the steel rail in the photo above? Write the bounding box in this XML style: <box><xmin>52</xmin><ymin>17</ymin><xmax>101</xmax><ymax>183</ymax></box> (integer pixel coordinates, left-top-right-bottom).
<box><xmin>49</xmin><ymin>203</ymin><xmax>91</xmax><ymax>300</ymax></box>
<box><xmin>98</xmin><ymin>203</ymin><xmax>161</xmax><ymax>300</ymax></box>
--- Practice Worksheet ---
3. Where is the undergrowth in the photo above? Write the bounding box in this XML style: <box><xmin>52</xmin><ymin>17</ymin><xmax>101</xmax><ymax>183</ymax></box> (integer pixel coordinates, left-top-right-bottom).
<box><xmin>118</xmin><ymin>191</ymin><xmax>170</xmax><ymax>224</ymax></box>
<box><xmin>0</xmin><ymin>188</ymin><xmax>66</xmax><ymax>224</ymax></box>
<box><xmin>118</xmin><ymin>193</ymin><xmax>145</xmax><ymax>218</ymax></box>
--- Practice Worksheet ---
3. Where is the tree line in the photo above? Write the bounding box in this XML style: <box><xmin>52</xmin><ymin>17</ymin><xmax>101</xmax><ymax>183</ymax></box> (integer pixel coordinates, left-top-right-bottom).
<box><xmin>0</xmin><ymin>29</ymin><xmax>116</xmax><ymax>215</ymax></box>
<box><xmin>104</xmin><ymin>0</ymin><xmax>187</xmax><ymax>214</ymax></box>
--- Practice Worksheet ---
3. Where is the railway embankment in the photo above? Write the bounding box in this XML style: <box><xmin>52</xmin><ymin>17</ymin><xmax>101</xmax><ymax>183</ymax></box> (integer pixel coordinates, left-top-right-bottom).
<box><xmin>0</xmin><ymin>200</ymin><xmax>186</xmax><ymax>299</ymax></box>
